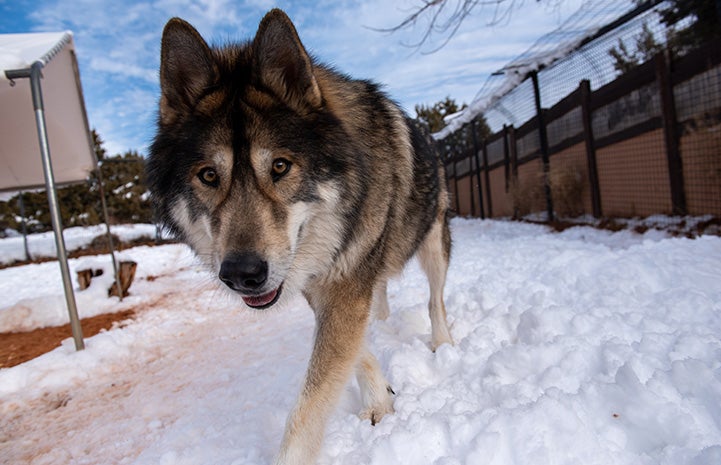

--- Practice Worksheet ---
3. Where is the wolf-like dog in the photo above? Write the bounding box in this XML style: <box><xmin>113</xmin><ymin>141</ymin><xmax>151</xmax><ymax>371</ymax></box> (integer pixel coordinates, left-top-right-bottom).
<box><xmin>147</xmin><ymin>9</ymin><xmax>453</xmax><ymax>464</ymax></box>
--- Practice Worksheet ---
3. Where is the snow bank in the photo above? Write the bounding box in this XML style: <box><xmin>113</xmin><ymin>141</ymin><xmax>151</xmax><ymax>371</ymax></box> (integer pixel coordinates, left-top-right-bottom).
<box><xmin>0</xmin><ymin>243</ymin><xmax>193</xmax><ymax>332</ymax></box>
<box><xmin>0</xmin><ymin>223</ymin><xmax>159</xmax><ymax>265</ymax></box>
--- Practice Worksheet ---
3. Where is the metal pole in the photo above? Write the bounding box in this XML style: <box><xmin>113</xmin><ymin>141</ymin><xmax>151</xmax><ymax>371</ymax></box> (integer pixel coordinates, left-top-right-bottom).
<box><xmin>18</xmin><ymin>191</ymin><xmax>31</xmax><ymax>261</ymax></box>
<box><xmin>579</xmin><ymin>80</ymin><xmax>602</xmax><ymax>218</ymax></box>
<box><xmin>467</xmin><ymin>146</ymin><xmax>476</xmax><ymax>217</ymax></box>
<box><xmin>28</xmin><ymin>61</ymin><xmax>85</xmax><ymax>350</ymax></box>
<box><xmin>482</xmin><ymin>138</ymin><xmax>492</xmax><ymax>218</ymax></box>
<box><xmin>452</xmin><ymin>157</ymin><xmax>461</xmax><ymax>214</ymax></box>
<box><xmin>531</xmin><ymin>70</ymin><xmax>555</xmax><ymax>222</ymax></box>
<box><xmin>502</xmin><ymin>125</ymin><xmax>510</xmax><ymax>191</ymax></box>
<box><xmin>471</xmin><ymin>120</ymin><xmax>485</xmax><ymax>219</ymax></box>
<box><xmin>655</xmin><ymin>53</ymin><xmax>687</xmax><ymax>216</ymax></box>
<box><xmin>94</xmin><ymin>163</ymin><xmax>123</xmax><ymax>301</ymax></box>
<box><xmin>508</xmin><ymin>125</ymin><xmax>519</xmax><ymax>219</ymax></box>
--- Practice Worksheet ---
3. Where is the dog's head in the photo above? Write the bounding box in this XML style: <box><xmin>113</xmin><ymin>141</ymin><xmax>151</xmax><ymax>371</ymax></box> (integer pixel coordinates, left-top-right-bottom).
<box><xmin>147</xmin><ymin>10</ymin><xmax>355</xmax><ymax>309</ymax></box>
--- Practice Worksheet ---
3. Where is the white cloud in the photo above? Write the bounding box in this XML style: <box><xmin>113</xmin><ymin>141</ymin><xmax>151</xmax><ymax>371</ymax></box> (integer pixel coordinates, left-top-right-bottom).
<box><xmin>89</xmin><ymin>56</ymin><xmax>156</xmax><ymax>83</ymax></box>
<box><xmin>90</xmin><ymin>86</ymin><xmax>158</xmax><ymax>157</ymax></box>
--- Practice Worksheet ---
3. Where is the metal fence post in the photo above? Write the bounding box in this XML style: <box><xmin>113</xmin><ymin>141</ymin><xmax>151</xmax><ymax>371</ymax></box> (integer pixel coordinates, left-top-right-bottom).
<box><xmin>655</xmin><ymin>52</ymin><xmax>687</xmax><ymax>216</ymax></box>
<box><xmin>482</xmin><ymin>139</ymin><xmax>492</xmax><ymax>218</ymax></box>
<box><xmin>94</xmin><ymin>163</ymin><xmax>123</xmax><ymax>302</ymax></box>
<box><xmin>18</xmin><ymin>191</ymin><xmax>31</xmax><ymax>261</ymax></box>
<box><xmin>468</xmin><ymin>150</ymin><xmax>476</xmax><ymax>216</ymax></box>
<box><xmin>580</xmin><ymin>79</ymin><xmax>602</xmax><ymax>217</ymax></box>
<box><xmin>471</xmin><ymin>121</ymin><xmax>485</xmax><ymax>218</ymax></box>
<box><xmin>509</xmin><ymin>126</ymin><xmax>518</xmax><ymax>182</ymax></box>
<box><xmin>503</xmin><ymin>125</ymin><xmax>510</xmax><ymax>192</ymax></box>
<box><xmin>508</xmin><ymin>125</ymin><xmax>520</xmax><ymax>218</ymax></box>
<box><xmin>531</xmin><ymin>70</ymin><xmax>555</xmax><ymax>222</ymax></box>
<box><xmin>452</xmin><ymin>156</ymin><xmax>461</xmax><ymax>214</ymax></box>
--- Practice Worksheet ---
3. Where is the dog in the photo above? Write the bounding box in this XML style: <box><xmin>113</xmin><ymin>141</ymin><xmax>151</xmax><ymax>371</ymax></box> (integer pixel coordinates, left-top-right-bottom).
<box><xmin>146</xmin><ymin>9</ymin><xmax>453</xmax><ymax>464</ymax></box>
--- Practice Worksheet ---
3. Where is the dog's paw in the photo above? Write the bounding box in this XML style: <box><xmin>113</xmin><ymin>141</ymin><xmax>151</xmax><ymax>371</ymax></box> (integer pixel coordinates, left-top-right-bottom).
<box><xmin>431</xmin><ymin>316</ymin><xmax>455</xmax><ymax>351</ymax></box>
<box><xmin>431</xmin><ymin>332</ymin><xmax>454</xmax><ymax>352</ymax></box>
<box><xmin>359</xmin><ymin>385</ymin><xmax>395</xmax><ymax>426</ymax></box>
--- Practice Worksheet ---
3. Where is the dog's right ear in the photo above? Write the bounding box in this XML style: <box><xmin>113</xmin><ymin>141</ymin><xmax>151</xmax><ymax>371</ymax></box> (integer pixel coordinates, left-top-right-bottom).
<box><xmin>159</xmin><ymin>18</ymin><xmax>216</xmax><ymax>125</ymax></box>
<box><xmin>252</xmin><ymin>9</ymin><xmax>322</xmax><ymax>113</ymax></box>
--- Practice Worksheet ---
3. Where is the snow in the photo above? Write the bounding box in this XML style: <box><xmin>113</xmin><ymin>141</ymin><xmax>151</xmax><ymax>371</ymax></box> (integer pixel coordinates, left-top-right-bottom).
<box><xmin>1</xmin><ymin>218</ymin><xmax>721</xmax><ymax>464</ymax></box>
<box><xmin>0</xmin><ymin>31</ymin><xmax>72</xmax><ymax>75</ymax></box>
<box><xmin>0</xmin><ymin>223</ymin><xmax>158</xmax><ymax>265</ymax></box>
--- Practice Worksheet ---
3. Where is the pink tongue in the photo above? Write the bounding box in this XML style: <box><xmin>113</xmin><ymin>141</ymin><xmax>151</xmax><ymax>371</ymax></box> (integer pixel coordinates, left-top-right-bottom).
<box><xmin>242</xmin><ymin>288</ymin><xmax>278</xmax><ymax>307</ymax></box>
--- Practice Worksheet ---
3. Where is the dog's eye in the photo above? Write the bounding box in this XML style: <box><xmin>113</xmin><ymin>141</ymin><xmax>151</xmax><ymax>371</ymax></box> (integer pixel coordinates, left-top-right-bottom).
<box><xmin>271</xmin><ymin>158</ymin><xmax>292</xmax><ymax>181</ymax></box>
<box><xmin>197</xmin><ymin>167</ymin><xmax>219</xmax><ymax>187</ymax></box>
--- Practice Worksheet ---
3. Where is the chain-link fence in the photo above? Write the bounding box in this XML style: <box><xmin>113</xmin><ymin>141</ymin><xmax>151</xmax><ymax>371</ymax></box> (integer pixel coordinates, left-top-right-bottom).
<box><xmin>438</xmin><ymin>1</ymin><xmax>721</xmax><ymax>234</ymax></box>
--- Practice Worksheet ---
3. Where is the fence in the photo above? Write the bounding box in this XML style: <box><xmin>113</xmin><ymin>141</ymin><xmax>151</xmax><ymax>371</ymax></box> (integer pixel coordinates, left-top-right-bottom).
<box><xmin>443</xmin><ymin>39</ymin><xmax>721</xmax><ymax>226</ymax></box>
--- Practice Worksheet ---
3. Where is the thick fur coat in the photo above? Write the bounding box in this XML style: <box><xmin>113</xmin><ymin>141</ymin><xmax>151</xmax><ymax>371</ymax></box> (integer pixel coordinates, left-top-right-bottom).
<box><xmin>146</xmin><ymin>9</ymin><xmax>453</xmax><ymax>464</ymax></box>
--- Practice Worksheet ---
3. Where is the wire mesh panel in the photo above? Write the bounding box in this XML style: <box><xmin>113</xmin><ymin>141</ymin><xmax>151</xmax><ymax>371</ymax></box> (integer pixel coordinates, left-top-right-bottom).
<box><xmin>512</xmin><ymin>158</ymin><xmax>545</xmax><ymax>218</ymax></box>
<box><xmin>516</xmin><ymin>126</ymin><xmax>540</xmax><ymax>162</ymax></box>
<box><xmin>455</xmin><ymin>156</ymin><xmax>472</xmax><ymax>178</ymax></box>
<box><xmin>547</xmin><ymin>107</ymin><xmax>583</xmax><ymax>149</ymax></box>
<box><xmin>484</xmin><ymin>79</ymin><xmax>538</xmax><ymax>133</ymax></box>
<box><xmin>488</xmin><ymin>164</ymin><xmax>513</xmax><ymax>218</ymax></box>
<box><xmin>440</xmin><ymin>0</ymin><xmax>720</xmax><ymax>230</ymax></box>
<box><xmin>592</xmin><ymin>83</ymin><xmax>662</xmax><ymax>141</ymax></box>
<box><xmin>548</xmin><ymin>143</ymin><xmax>592</xmax><ymax>218</ymax></box>
<box><xmin>596</xmin><ymin>128</ymin><xmax>672</xmax><ymax>216</ymax></box>
<box><xmin>674</xmin><ymin>55</ymin><xmax>721</xmax><ymax>216</ymax></box>
<box><xmin>486</xmin><ymin>135</ymin><xmax>505</xmax><ymax>167</ymax></box>
<box><xmin>456</xmin><ymin>175</ymin><xmax>473</xmax><ymax>216</ymax></box>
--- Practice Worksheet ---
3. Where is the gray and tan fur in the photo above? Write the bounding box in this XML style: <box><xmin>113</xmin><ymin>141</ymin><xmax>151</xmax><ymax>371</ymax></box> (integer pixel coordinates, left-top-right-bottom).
<box><xmin>146</xmin><ymin>9</ymin><xmax>453</xmax><ymax>464</ymax></box>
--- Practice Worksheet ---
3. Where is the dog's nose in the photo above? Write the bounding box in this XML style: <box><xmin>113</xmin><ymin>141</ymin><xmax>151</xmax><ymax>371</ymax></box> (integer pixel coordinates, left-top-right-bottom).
<box><xmin>219</xmin><ymin>252</ymin><xmax>268</xmax><ymax>292</ymax></box>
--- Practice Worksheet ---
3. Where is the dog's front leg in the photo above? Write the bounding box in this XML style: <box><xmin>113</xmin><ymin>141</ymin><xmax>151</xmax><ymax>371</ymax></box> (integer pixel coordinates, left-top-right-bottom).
<box><xmin>273</xmin><ymin>282</ymin><xmax>371</xmax><ymax>465</ymax></box>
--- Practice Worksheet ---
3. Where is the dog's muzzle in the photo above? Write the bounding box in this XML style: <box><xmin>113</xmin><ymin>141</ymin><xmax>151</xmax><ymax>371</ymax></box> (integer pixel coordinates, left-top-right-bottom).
<box><xmin>219</xmin><ymin>252</ymin><xmax>282</xmax><ymax>309</ymax></box>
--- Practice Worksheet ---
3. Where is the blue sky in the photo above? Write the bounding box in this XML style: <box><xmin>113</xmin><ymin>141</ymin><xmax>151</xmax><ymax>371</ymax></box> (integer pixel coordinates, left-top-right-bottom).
<box><xmin>1</xmin><ymin>0</ymin><xmax>584</xmax><ymax>156</ymax></box>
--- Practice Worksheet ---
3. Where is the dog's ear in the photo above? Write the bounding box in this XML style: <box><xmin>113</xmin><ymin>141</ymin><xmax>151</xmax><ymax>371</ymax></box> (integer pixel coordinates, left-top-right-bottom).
<box><xmin>159</xmin><ymin>18</ymin><xmax>217</xmax><ymax>125</ymax></box>
<box><xmin>252</xmin><ymin>9</ymin><xmax>322</xmax><ymax>112</ymax></box>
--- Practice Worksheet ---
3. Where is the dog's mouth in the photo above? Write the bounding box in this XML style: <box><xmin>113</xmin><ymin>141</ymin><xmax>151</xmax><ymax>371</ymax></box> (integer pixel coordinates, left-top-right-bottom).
<box><xmin>241</xmin><ymin>284</ymin><xmax>283</xmax><ymax>309</ymax></box>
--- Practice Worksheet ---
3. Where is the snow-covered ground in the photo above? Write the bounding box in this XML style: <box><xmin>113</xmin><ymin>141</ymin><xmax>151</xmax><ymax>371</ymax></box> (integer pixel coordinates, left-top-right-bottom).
<box><xmin>0</xmin><ymin>223</ymin><xmax>159</xmax><ymax>266</ymax></box>
<box><xmin>1</xmin><ymin>218</ymin><xmax>720</xmax><ymax>464</ymax></box>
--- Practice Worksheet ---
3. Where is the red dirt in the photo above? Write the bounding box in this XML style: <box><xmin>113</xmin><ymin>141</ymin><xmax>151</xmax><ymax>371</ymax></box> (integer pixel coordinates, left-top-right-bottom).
<box><xmin>0</xmin><ymin>310</ymin><xmax>135</xmax><ymax>369</ymax></box>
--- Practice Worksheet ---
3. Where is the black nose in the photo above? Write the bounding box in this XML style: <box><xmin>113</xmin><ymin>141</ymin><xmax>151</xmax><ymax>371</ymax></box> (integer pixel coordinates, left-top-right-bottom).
<box><xmin>219</xmin><ymin>252</ymin><xmax>268</xmax><ymax>292</ymax></box>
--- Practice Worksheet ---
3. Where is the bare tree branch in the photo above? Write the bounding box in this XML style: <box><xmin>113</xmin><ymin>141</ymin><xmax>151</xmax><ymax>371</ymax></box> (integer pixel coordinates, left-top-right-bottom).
<box><xmin>371</xmin><ymin>0</ymin><xmax>551</xmax><ymax>54</ymax></box>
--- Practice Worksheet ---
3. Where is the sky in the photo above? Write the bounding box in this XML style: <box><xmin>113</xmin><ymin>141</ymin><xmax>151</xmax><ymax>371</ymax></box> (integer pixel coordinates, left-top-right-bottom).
<box><xmin>0</xmin><ymin>0</ymin><xmax>585</xmax><ymax>157</ymax></box>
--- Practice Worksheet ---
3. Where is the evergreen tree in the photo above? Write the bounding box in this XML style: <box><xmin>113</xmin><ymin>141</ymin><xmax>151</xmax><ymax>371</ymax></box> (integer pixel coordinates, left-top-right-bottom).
<box><xmin>609</xmin><ymin>0</ymin><xmax>720</xmax><ymax>75</ymax></box>
<box><xmin>92</xmin><ymin>150</ymin><xmax>152</xmax><ymax>224</ymax></box>
<box><xmin>415</xmin><ymin>97</ymin><xmax>466</xmax><ymax>133</ymax></box>
<box><xmin>0</xmin><ymin>129</ymin><xmax>153</xmax><ymax>233</ymax></box>
<box><xmin>609</xmin><ymin>22</ymin><xmax>664</xmax><ymax>74</ymax></box>
<box><xmin>91</xmin><ymin>129</ymin><xmax>107</xmax><ymax>161</ymax></box>
<box><xmin>659</xmin><ymin>0</ymin><xmax>720</xmax><ymax>54</ymax></box>
<box><xmin>415</xmin><ymin>97</ymin><xmax>492</xmax><ymax>162</ymax></box>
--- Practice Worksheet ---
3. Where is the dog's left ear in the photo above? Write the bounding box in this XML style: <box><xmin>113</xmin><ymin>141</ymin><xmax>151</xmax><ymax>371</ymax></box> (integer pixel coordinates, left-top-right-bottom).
<box><xmin>252</xmin><ymin>9</ymin><xmax>322</xmax><ymax>112</ymax></box>
<box><xmin>158</xmin><ymin>18</ymin><xmax>217</xmax><ymax>125</ymax></box>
